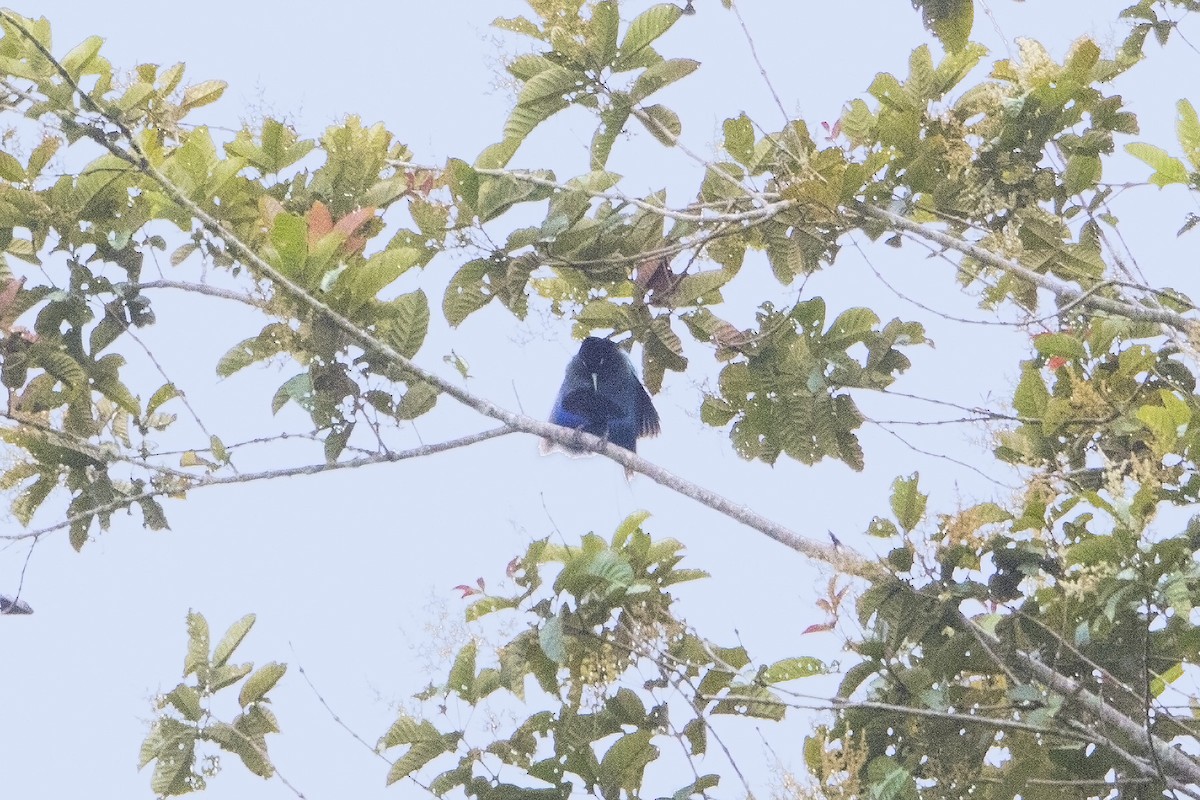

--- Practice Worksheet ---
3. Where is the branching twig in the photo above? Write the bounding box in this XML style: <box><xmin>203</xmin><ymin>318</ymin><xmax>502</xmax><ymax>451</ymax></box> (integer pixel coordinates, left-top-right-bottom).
<box><xmin>0</xmin><ymin>426</ymin><xmax>516</xmax><ymax>542</ymax></box>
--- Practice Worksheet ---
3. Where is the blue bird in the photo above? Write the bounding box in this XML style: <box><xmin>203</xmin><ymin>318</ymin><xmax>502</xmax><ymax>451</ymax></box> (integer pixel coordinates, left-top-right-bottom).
<box><xmin>543</xmin><ymin>337</ymin><xmax>660</xmax><ymax>463</ymax></box>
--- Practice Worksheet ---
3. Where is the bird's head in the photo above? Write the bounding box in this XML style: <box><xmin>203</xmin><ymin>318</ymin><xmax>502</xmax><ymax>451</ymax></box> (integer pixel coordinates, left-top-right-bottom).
<box><xmin>578</xmin><ymin>336</ymin><xmax>621</xmax><ymax>388</ymax></box>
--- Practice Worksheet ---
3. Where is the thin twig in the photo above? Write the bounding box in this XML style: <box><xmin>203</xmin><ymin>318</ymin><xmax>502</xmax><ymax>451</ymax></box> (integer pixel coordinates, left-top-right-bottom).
<box><xmin>0</xmin><ymin>427</ymin><xmax>516</xmax><ymax>542</ymax></box>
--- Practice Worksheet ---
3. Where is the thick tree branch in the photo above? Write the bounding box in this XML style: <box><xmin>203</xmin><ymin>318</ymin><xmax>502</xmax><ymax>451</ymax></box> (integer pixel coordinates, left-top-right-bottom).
<box><xmin>854</xmin><ymin>201</ymin><xmax>1199</xmax><ymax>332</ymax></box>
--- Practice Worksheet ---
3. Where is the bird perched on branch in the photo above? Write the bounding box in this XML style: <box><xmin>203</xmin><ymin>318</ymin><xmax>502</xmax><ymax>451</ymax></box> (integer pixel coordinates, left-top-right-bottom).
<box><xmin>542</xmin><ymin>337</ymin><xmax>660</xmax><ymax>471</ymax></box>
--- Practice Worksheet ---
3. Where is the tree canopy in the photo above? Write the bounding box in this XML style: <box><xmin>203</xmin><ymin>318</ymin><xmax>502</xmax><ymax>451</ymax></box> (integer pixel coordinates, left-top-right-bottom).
<box><xmin>3</xmin><ymin>1</ymin><xmax>1200</xmax><ymax>799</ymax></box>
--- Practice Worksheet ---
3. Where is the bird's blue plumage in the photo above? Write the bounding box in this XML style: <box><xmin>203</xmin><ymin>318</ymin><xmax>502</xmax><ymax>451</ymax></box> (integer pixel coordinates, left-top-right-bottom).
<box><xmin>547</xmin><ymin>337</ymin><xmax>660</xmax><ymax>454</ymax></box>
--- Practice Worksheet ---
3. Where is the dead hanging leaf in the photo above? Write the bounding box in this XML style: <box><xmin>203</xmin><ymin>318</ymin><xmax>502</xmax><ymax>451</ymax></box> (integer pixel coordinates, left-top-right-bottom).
<box><xmin>0</xmin><ymin>276</ymin><xmax>25</xmax><ymax>330</ymax></box>
<box><xmin>259</xmin><ymin>195</ymin><xmax>285</xmax><ymax>228</ymax></box>
<box><xmin>405</xmin><ymin>170</ymin><xmax>436</xmax><ymax>196</ymax></box>
<box><xmin>634</xmin><ymin>255</ymin><xmax>684</xmax><ymax>303</ymax></box>
<box><xmin>711</xmin><ymin>320</ymin><xmax>751</xmax><ymax>351</ymax></box>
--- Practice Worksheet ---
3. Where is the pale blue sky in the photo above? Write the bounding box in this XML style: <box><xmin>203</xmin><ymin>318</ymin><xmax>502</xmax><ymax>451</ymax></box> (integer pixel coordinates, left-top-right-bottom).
<box><xmin>3</xmin><ymin>2</ymin><xmax>1197</xmax><ymax>798</ymax></box>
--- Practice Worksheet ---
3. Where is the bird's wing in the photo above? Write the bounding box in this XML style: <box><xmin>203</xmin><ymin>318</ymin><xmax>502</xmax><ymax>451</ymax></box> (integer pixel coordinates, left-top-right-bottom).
<box><xmin>560</xmin><ymin>388</ymin><xmax>625</xmax><ymax>421</ymax></box>
<box><xmin>635</xmin><ymin>384</ymin><xmax>661</xmax><ymax>437</ymax></box>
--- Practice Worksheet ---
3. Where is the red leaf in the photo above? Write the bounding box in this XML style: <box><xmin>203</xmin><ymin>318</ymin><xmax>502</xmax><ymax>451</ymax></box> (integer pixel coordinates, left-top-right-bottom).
<box><xmin>506</xmin><ymin>557</ymin><xmax>520</xmax><ymax>577</ymax></box>
<box><xmin>1046</xmin><ymin>356</ymin><xmax>1068</xmax><ymax>371</ymax></box>
<box><xmin>453</xmin><ymin>584</ymin><xmax>479</xmax><ymax>598</ymax></box>
<box><xmin>333</xmin><ymin>206</ymin><xmax>376</xmax><ymax>237</ymax></box>
<box><xmin>307</xmin><ymin>201</ymin><xmax>333</xmax><ymax>246</ymax></box>
<box><xmin>802</xmin><ymin>623</ymin><xmax>835</xmax><ymax>635</ymax></box>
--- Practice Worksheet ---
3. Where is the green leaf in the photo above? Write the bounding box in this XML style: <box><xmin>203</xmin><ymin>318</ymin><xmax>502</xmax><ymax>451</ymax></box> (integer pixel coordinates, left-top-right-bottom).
<box><xmin>701</xmin><ymin>395</ymin><xmax>736</xmax><ymax>426</ymax></box>
<box><xmin>239</xmin><ymin>662</ymin><xmax>287</xmax><ymax>707</ymax></box>
<box><xmin>517</xmin><ymin>65</ymin><xmax>581</xmax><ymax>107</ymax></box>
<box><xmin>409</xmin><ymin>199</ymin><xmax>449</xmax><ymax>239</ymax></box>
<box><xmin>272</xmin><ymin>373</ymin><xmax>313</xmax><ymax>415</ymax></box>
<box><xmin>209</xmin><ymin>662</ymin><xmax>253</xmax><ymax>692</ymax></box>
<box><xmin>170</xmin><ymin>242</ymin><xmax>197</xmax><ymax>267</ymax></box>
<box><xmin>723</xmin><ymin>113</ymin><xmax>754</xmax><ymax>166</ymax></box>
<box><xmin>270</xmin><ymin>212</ymin><xmax>308</xmax><ymax>275</ymax></box>
<box><xmin>139</xmin><ymin>497</ymin><xmax>169</xmax><ymax>531</ymax></box>
<box><xmin>146</xmin><ymin>383</ymin><xmax>180</xmax><ymax>415</ymax></box>
<box><xmin>682</xmin><ymin>718</ymin><xmax>706</xmax><ymax>755</ymax></box>
<box><xmin>1137</xmin><ymin>404</ymin><xmax>1181</xmax><ymax>454</ymax></box>
<box><xmin>598</xmin><ymin>730</ymin><xmax>657</xmax><ymax>797</ymax></box>
<box><xmin>381</xmin><ymin>716</ymin><xmax>457</xmax><ymax>785</ymax></box>
<box><xmin>27</xmin><ymin>137</ymin><xmax>60</xmax><ymax>180</ymax></box>
<box><xmin>216</xmin><ymin>323</ymin><xmax>292</xmax><ymax>377</ymax></box>
<box><xmin>395</xmin><ymin>380</ymin><xmax>439</xmax><ymax>419</ymax></box>
<box><xmin>376</xmin><ymin>289</ymin><xmax>429</xmax><ymax>358</ymax></box>
<box><xmin>673</xmin><ymin>775</ymin><xmax>720</xmax><ymax>800</ymax></box>
<box><xmin>60</xmin><ymin>35</ymin><xmax>105</xmax><ymax>79</ymax></box>
<box><xmin>1063</xmin><ymin>153</ymin><xmax>1101</xmax><ymax>195</ymax></box>
<box><xmin>386</xmin><ymin>740</ymin><xmax>450</xmax><ymax>785</ymax></box>
<box><xmin>669</xmin><ymin>269</ymin><xmax>733</xmax><ymax>306</ymax></box>
<box><xmin>890</xmin><ymin>473</ymin><xmax>926</xmax><ymax>532</ymax></box>
<box><xmin>585</xmin><ymin>1</ymin><xmax>619</xmax><ymax>69</ymax></box>
<box><xmin>914</xmin><ymin>0</ymin><xmax>973</xmax><ymax>52</ymax></box>
<box><xmin>761</xmin><ymin>657</ymin><xmax>826</xmax><ymax>683</ymax></box>
<box><xmin>184</xmin><ymin>611</ymin><xmax>210</xmax><ymax>678</ymax></box>
<box><xmin>840</xmin><ymin>98</ymin><xmax>876</xmax><ymax>146</ymax></box>
<box><xmin>164</xmin><ymin>684</ymin><xmax>203</xmax><ymax>722</ymax></box>
<box><xmin>382</xmin><ymin>715</ymin><xmax>442</xmax><ymax>748</ymax></box>
<box><xmin>867</xmin><ymin>755</ymin><xmax>917</xmax><ymax>800</ymax></box>
<box><xmin>343</xmin><ymin>247</ymin><xmax>423</xmax><ymax>312</ymax></box>
<box><xmin>592</xmin><ymin>97</ymin><xmax>631</xmax><ymax>169</ymax></box>
<box><xmin>443</xmin><ymin>259</ymin><xmax>492</xmax><ymax>326</ymax></box>
<box><xmin>616</xmin><ymin>4</ymin><xmax>683</xmax><ymax>70</ymax></box>
<box><xmin>324</xmin><ymin>423</ymin><xmax>353</xmax><ymax>463</ymax></box>
<box><xmin>33</xmin><ymin>346</ymin><xmax>86</xmax><ymax>392</ymax></box>
<box><xmin>93</xmin><ymin>370</ymin><xmax>142</xmax><ymax>416</ymax></box>
<box><xmin>492</xmin><ymin>15</ymin><xmax>541</xmax><ymax>38</ymax></box>
<box><xmin>465</xmin><ymin>596</ymin><xmax>519</xmax><ymax>622</ymax></box>
<box><xmin>1125</xmin><ymin>142</ymin><xmax>1190</xmax><ymax>187</ymax></box>
<box><xmin>613</xmin><ymin>510</ymin><xmax>652</xmax><ymax>545</ymax></box>
<box><xmin>180</xmin><ymin>80</ymin><xmax>227</xmax><ymax>112</ymax></box>
<box><xmin>475</xmin><ymin>137</ymin><xmax>520</xmax><ymax>170</ymax></box>
<box><xmin>205</xmin><ymin>719</ymin><xmax>271</xmax><ymax>778</ymax></box>
<box><xmin>630</xmin><ymin>58</ymin><xmax>700</xmax><ymax>103</ymax></box>
<box><xmin>147</xmin><ymin>722</ymin><xmax>196</xmax><ymax>795</ymax></box>
<box><xmin>885</xmin><ymin>545</ymin><xmax>912</xmax><ymax>571</ymax></box>
<box><xmin>1178</xmin><ymin>99</ymin><xmax>1200</xmax><ymax>170</ymax></box>
<box><xmin>11</xmin><ymin>474</ymin><xmax>53</xmax><ymax>527</ymax></box>
<box><xmin>867</xmin><ymin>516</ymin><xmax>899</xmax><ymax>538</ymax></box>
<box><xmin>825</xmin><ymin>306</ymin><xmax>880</xmax><ymax>347</ymax></box>
<box><xmin>0</xmin><ymin>150</ymin><xmax>27</xmax><ymax>183</ymax></box>
<box><xmin>1013</xmin><ymin>364</ymin><xmax>1049</xmax><ymax>416</ymax></box>
<box><xmin>212</xmin><ymin>613</ymin><xmax>255</xmax><ymax>668</ymax></box>
<box><xmin>538</xmin><ymin>614</ymin><xmax>567</xmax><ymax>664</ymax></box>
<box><xmin>1032</xmin><ymin>333</ymin><xmax>1086</xmax><ymax>360</ymax></box>
<box><xmin>639</xmin><ymin>104</ymin><xmax>681</xmax><ymax>146</ymax></box>
<box><xmin>448</xmin><ymin>640</ymin><xmax>477</xmax><ymax>700</ymax></box>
